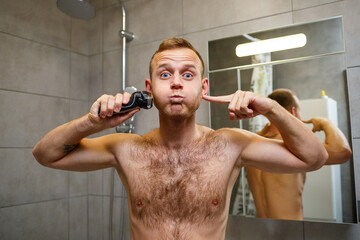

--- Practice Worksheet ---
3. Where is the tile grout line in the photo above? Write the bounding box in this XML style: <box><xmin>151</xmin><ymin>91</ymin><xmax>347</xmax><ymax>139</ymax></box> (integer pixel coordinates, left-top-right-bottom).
<box><xmin>0</xmin><ymin>88</ymin><xmax>89</xmax><ymax>102</ymax></box>
<box><xmin>348</xmin><ymin>65</ymin><xmax>360</xmax><ymax>69</ymax></box>
<box><xmin>0</xmin><ymin>30</ymin><xmax>89</xmax><ymax>57</ymax></box>
<box><xmin>0</xmin><ymin>195</ymin><xmax>88</xmax><ymax>209</ymax></box>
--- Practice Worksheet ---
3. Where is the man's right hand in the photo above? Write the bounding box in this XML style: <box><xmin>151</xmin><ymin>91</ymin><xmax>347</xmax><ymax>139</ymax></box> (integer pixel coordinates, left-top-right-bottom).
<box><xmin>88</xmin><ymin>93</ymin><xmax>140</xmax><ymax>130</ymax></box>
<box><xmin>302</xmin><ymin>117</ymin><xmax>328</xmax><ymax>133</ymax></box>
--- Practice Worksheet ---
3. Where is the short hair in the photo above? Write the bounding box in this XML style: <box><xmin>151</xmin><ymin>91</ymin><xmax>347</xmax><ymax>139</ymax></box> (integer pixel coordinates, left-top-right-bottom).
<box><xmin>268</xmin><ymin>88</ymin><xmax>298</xmax><ymax>111</ymax></box>
<box><xmin>149</xmin><ymin>37</ymin><xmax>205</xmax><ymax>79</ymax></box>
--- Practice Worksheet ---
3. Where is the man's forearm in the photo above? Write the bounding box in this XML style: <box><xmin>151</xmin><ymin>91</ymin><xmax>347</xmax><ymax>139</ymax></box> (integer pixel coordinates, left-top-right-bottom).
<box><xmin>321</xmin><ymin>120</ymin><xmax>352</xmax><ymax>164</ymax></box>
<box><xmin>264</xmin><ymin>101</ymin><xmax>328</xmax><ymax>170</ymax></box>
<box><xmin>32</xmin><ymin>114</ymin><xmax>99</xmax><ymax>166</ymax></box>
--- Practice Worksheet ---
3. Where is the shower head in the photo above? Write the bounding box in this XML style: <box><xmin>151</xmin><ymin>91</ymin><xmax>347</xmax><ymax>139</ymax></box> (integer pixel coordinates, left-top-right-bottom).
<box><xmin>57</xmin><ymin>0</ymin><xmax>95</xmax><ymax>20</ymax></box>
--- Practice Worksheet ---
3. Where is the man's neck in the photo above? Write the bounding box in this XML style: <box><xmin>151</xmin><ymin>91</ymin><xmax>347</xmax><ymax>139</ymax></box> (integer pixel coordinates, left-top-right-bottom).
<box><xmin>157</xmin><ymin>114</ymin><xmax>201</xmax><ymax>149</ymax></box>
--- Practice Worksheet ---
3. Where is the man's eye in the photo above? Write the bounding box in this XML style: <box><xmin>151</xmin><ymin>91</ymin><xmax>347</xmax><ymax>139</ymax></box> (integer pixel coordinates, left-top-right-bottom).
<box><xmin>183</xmin><ymin>73</ymin><xmax>193</xmax><ymax>79</ymax></box>
<box><xmin>161</xmin><ymin>73</ymin><xmax>171</xmax><ymax>78</ymax></box>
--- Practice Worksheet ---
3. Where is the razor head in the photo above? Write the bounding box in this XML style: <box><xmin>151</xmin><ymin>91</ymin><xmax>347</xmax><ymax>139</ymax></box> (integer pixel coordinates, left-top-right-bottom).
<box><xmin>130</xmin><ymin>91</ymin><xmax>153</xmax><ymax>110</ymax></box>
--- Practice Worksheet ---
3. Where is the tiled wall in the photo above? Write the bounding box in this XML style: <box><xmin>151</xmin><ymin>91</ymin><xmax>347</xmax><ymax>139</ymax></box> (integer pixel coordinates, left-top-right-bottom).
<box><xmin>0</xmin><ymin>0</ymin><xmax>89</xmax><ymax>239</ymax></box>
<box><xmin>1</xmin><ymin>0</ymin><xmax>360</xmax><ymax>239</ymax></box>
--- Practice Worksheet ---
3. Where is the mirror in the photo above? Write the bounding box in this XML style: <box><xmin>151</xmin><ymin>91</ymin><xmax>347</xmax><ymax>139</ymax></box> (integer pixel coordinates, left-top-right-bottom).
<box><xmin>207</xmin><ymin>16</ymin><xmax>357</xmax><ymax>223</ymax></box>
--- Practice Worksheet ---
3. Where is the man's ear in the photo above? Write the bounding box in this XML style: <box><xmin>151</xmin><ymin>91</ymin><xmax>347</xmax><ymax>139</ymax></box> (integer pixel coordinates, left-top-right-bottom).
<box><xmin>202</xmin><ymin>78</ymin><xmax>209</xmax><ymax>96</ymax></box>
<box><xmin>290</xmin><ymin>107</ymin><xmax>296</xmax><ymax>116</ymax></box>
<box><xmin>145</xmin><ymin>78</ymin><xmax>152</xmax><ymax>93</ymax></box>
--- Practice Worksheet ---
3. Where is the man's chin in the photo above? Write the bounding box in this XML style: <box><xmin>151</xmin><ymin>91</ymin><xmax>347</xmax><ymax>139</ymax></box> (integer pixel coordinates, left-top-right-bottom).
<box><xmin>162</xmin><ymin>105</ymin><xmax>190</xmax><ymax>119</ymax></box>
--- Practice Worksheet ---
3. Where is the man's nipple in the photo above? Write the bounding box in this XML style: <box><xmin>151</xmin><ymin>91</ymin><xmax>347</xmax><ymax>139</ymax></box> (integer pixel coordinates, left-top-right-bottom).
<box><xmin>136</xmin><ymin>200</ymin><xmax>143</xmax><ymax>207</ymax></box>
<box><xmin>212</xmin><ymin>199</ymin><xmax>219</xmax><ymax>206</ymax></box>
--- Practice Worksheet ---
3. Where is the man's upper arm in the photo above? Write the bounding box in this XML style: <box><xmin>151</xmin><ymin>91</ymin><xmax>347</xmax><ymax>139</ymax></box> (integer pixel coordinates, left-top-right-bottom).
<box><xmin>46</xmin><ymin>134</ymin><xmax>129</xmax><ymax>171</ymax></box>
<box><xmin>227</xmin><ymin>129</ymin><xmax>311</xmax><ymax>173</ymax></box>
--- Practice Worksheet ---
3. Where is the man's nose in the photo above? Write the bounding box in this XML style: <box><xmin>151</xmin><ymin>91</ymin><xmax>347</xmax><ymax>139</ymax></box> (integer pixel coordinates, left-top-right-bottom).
<box><xmin>170</xmin><ymin>74</ymin><xmax>183</xmax><ymax>89</ymax></box>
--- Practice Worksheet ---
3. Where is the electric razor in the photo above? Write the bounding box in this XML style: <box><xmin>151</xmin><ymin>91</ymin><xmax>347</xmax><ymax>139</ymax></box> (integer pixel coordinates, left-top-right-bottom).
<box><xmin>98</xmin><ymin>91</ymin><xmax>153</xmax><ymax>116</ymax></box>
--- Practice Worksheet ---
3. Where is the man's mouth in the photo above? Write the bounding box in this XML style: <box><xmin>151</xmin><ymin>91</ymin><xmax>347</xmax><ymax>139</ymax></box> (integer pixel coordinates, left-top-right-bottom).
<box><xmin>170</xmin><ymin>95</ymin><xmax>184</xmax><ymax>103</ymax></box>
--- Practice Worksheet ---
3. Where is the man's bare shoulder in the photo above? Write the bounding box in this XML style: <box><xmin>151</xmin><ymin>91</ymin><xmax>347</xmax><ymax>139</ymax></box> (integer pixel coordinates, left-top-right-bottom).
<box><xmin>212</xmin><ymin>127</ymin><xmax>255</xmax><ymax>141</ymax></box>
<box><xmin>88</xmin><ymin>132</ymin><xmax>145</xmax><ymax>149</ymax></box>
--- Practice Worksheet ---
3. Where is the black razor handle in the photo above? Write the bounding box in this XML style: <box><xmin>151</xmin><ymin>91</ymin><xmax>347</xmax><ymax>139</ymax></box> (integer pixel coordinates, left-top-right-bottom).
<box><xmin>98</xmin><ymin>91</ymin><xmax>153</xmax><ymax>116</ymax></box>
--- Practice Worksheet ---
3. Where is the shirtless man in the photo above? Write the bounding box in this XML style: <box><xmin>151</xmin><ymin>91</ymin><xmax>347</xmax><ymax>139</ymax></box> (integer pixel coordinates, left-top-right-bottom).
<box><xmin>246</xmin><ymin>89</ymin><xmax>352</xmax><ymax>220</ymax></box>
<box><xmin>32</xmin><ymin>37</ymin><xmax>328</xmax><ymax>240</ymax></box>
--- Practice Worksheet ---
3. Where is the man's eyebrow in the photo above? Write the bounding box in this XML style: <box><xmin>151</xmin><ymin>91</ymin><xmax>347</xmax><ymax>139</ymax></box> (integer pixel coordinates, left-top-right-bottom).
<box><xmin>155</xmin><ymin>63</ymin><xmax>198</xmax><ymax>71</ymax></box>
<box><xmin>157</xmin><ymin>63</ymin><xmax>171</xmax><ymax>69</ymax></box>
<box><xmin>183</xmin><ymin>64</ymin><xmax>197</xmax><ymax>70</ymax></box>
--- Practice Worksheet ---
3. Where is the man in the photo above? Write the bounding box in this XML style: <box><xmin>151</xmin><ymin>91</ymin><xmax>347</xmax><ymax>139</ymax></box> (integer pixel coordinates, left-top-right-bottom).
<box><xmin>246</xmin><ymin>89</ymin><xmax>352</xmax><ymax>220</ymax></box>
<box><xmin>33</xmin><ymin>37</ymin><xmax>328</xmax><ymax>240</ymax></box>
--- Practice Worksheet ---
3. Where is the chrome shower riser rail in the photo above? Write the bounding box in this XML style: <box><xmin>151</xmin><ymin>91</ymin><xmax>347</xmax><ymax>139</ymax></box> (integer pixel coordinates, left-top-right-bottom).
<box><xmin>110</xmin><ymin>2</ymin><xmax>134</xmax><ymax>240</ymax></box>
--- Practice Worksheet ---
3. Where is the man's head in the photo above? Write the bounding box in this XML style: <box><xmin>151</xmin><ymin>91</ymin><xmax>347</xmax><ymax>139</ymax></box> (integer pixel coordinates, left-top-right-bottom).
<box><xmin>268</xmin><ymin>88</ymin><xmax>301</xmax><ymax>119</ymax></box>
<box><xmin>149</xmin><ymin>37</ymin><xmax>205</xmax><ymax>79</ymax></box>
<box><xmin>145</xmin><ymin>37</ymin><xmax>208</xmax><ymax>120</ymax></box>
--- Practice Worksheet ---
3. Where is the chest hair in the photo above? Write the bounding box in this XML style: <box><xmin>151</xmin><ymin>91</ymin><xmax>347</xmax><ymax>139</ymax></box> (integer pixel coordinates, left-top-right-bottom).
<box><xmin>128</xmin><ymin>132</ymin><xmax>230</xmax><ymax>229</ymax></box>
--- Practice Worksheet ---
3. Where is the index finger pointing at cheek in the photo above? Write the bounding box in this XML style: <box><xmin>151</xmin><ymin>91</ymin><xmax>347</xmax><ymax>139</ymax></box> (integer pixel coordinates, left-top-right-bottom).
<box><xmin>202</xmin><ymin>94</ymin><xmax>234</xmax><ymax>103</ymax></box>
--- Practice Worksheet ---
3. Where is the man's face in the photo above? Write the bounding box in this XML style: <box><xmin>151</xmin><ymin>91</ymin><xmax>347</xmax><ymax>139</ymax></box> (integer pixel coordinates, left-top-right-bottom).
<box><xmin>145</xmin><ymin>48</ymin><xmax>208</xmax><ymax>119</ymax></box>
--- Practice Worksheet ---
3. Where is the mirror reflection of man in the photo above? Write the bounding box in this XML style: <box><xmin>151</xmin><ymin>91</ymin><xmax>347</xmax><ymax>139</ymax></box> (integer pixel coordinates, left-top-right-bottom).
<box><xmin>33</xmin><ymin>38</ymin><xmax>329</xmax><ymax>239</ymax></box>
<box><xmin>246</xmin><ymin>88</ymin><xmax>352</xmax><ymax>220</ymax></box>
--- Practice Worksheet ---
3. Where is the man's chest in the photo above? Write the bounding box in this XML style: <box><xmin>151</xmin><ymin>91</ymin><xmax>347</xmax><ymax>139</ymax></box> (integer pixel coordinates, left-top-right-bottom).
<box><xmin>126</xmin><ymin>144</ymin><xmax>231</xmax><ymax>227</ymax></box>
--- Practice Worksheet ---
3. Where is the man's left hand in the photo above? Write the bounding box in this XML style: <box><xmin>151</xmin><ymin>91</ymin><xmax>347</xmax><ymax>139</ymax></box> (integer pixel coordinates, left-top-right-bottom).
<box><xmin>202</xmin><ymin>90</ymin><xmax>273</xmax><ymax>120</ymax></box>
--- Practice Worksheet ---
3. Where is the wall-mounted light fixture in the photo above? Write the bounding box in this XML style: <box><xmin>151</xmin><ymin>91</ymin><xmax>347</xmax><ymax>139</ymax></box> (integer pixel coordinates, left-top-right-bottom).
<box><xmin>235</xmin><ymin>33</ymin><xmax>307</xmax><ymax>57</ymax></box>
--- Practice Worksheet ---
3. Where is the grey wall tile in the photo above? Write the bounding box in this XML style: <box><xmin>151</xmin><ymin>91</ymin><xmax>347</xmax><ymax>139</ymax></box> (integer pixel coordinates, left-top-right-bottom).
<box><xmin>183</xmin><ymin>0</ymin><xmax>292</xmax><ymax>34</ymax></box>
<box><xmin>71</xmin><ymin>18</ymin><xmax>91</xmax><ymax>55</ymax></box>
<box><xmin>88</xmin><ymin>170</ymin><xmax>103</xmax><ymax>195</ymax></box>
<box><xmin>89</xmin><ymin>54</ymin><xmax>104</xmax><ymax>101</ymax></box>
<box><xmin>88</xmin><ymin>196</ymin><xmax>104</xmax><ymax>240</ymax></box>
<box><xmin>344</xmin><ymin>0</ymin><xmax>360</xmax><ymax>68</ymax></box>
<box><xmin>293</xmin><ymin>1</ymin><xmax>345</xmax><ymax>24</ymax></box>
<box><xmin>89</xmin><ymin>9</ymin><xmax>103</xmax><ymax>55</ymax></box>
<box><xmin>127</xmin><ymin>40</ymin><xmax>161</xmax><ymax>87</ymax></box>
<box><xmin>0</xmin><ymin>90</ymin><xmax>69</xmax><ymax>148</ymax></box>
<box><xmin>103</xmin><ymin>5</ymin><xmax>123</xmax><ymax>52</ymax></box>
<box><xmin>0</xmin><ymin>199</ymin><xmax>68</xmax><ymax>240</ymax></box>
<box><xmin>103</xmin><ymin>49</ymin><xmax>123</xmax><ymax>94</ymax></box>
<box><xmin>69</xmin><ymin>197</ymin><xmax>88</xmax><ymax>240</ymax></box>
<box><xmin>70</xmin><ymin>53</ymin><xmax>90</xmax><ymax>101</ymax></box>
<box><xmin>226</xmin><ymin>215</ymin><xmax>303</xmax><ymax>240</ymax></box>
<box><xmin>304</xmin><ymin>221</ymin><xmax>360</xmax><ymax>239</ymax></box>
<box><xmin>125</xmin><ymin>0</ymin><xmax>183</xmax><ymax>47</ymax></box>
<box><xmin>0</xmin><ymin>0</ymin><xmax>71</xmax><ymax>49</ymax></box>
<box><xmin>347</xmin><ymin>67</ymin><xmax>360</xmax><ymax>138</ymax></box>
<box><xmin>293</xmin><ymin>0</ymin><xmax>342</xmax><ymax>10</ymax></box>
<box><xmin>0</xmin><ymin>149</ymin><xmax>68</xmax><ymax>207</ymax></box>
<box><xmin>70</xmin><ymin>171</ymin><xmax>88</xmax><ymax>197</ymax></box>
<box><xmin>70</xmin><ymin>100</ymin><xmax>90</xmax><ymax>120</ymax></box>
<box><xmin>0</xmin><ymin>33</ymin><xmax>70</xmax><ymax>97</ymax></box>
